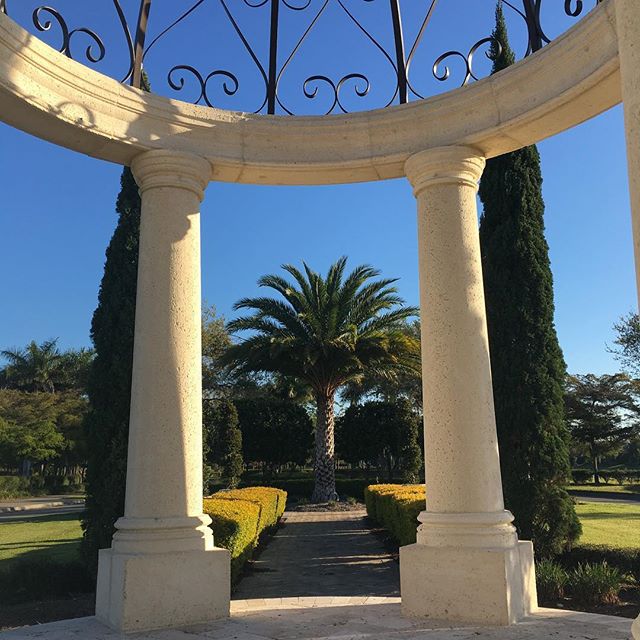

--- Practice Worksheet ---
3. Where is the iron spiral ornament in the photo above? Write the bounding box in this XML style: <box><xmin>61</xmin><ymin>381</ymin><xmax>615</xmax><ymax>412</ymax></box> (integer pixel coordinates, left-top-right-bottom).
<box><xmin>1</xmin><ymin>0</ymin><xmax>603</xmax><ymax>115</ymax></box>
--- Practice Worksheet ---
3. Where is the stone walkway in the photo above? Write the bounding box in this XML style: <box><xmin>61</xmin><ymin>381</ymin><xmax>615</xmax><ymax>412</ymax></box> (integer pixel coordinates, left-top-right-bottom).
<box><xmin>233</xmin><ymin>510</ymin><xmax>399</xmax><ymax>600</ymax></box>
<box><xmin>2</xmin><ymin>601</ymin><xmax>634</xmax><ymax>639</ymax></box>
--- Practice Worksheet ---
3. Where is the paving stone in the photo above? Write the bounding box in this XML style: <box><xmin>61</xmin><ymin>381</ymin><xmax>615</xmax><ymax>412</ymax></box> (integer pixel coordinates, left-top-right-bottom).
<box><xmin>233</xmin><ymin>510</ymin><xmax>399</xmax><ymax>601</ymax></box>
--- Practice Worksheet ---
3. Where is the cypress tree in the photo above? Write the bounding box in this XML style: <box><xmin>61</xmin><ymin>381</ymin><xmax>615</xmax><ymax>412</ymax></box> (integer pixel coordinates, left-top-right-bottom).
<box><xmin>478</xmin><ymin>4</ymin><xmax>581</xmax><ymax>557</ymax></box>
<box><xmin>81</xmin><ymin>78</ymin><xmax>150</xmax><ymax>573</ymax></box>
<box><xmin>81</xmin><ymin>165</ymin><xmax>141</xmax><ymax>573</ymax></box>
<box><xmin>203</xmin><ymin>399</ymin><xmax>243</xmax><ymax>490</ymax></box>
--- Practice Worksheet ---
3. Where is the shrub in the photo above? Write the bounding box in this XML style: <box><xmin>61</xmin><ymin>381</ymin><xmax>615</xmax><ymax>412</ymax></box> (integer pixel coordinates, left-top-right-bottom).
<box><xmin>204</xmin><ymin>497</ymin><xmax>261</xmax><ymax>580</ymax></box>
<box><xmin>569</xmin><ymin>562</ymin><xmax>623</xmax><ymax>606</ymax></box>
<box><xmin>558</xmin><ymin>544</ymin><xmax>640</xmax><ymax>582</ymax></box>
<box><xmin>365</xmin><ymin>484</ymin><xmax>424</xmax><ymax>546</ymax></box>
<box><xmin>571</xmin><ymin>469</ymin><xmax>594</xmax><ymax>484</ymax></box>
<box><xmin>0</xmin><ymin>557</ymin><xmax>92</xmax><ymax>604</ymax></box>
<box><xmin>203</xmin><ymin>486</ymin><xmax>287</xmax><ymax>581</ymax></box>
<box><xmin>218</xmin><ymin>486</ymin><xmax>287</xmax><ymax>531</ymax></box>
<box><xmin>535</xmin><ymin>559</ymin><xmax>569</xmax><ymax>602</ymax></box>
<box><xmin>0</xmin><ymin>475</ymin><xmax>31</xmax><ymax>499</ymax></box>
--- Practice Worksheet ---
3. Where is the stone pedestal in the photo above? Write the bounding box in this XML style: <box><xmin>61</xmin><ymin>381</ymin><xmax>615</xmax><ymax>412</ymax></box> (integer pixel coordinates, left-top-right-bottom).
<box><xmin>400</xmin><ymin>146</ymin><xmax>537</xmax><ymax>626</ymax></box>
<box><xmin>95</xmin><ymin>150</ymin><xmax>230</xmax><ymax>633</ymax></box>
<box><xmin>401</xmin><ymin>542</ymin><xmax>535</xmax><ymax>626</ymax></box>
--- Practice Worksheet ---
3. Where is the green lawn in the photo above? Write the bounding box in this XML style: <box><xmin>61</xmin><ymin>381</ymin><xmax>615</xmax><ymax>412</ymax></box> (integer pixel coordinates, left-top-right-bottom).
<box><xmin>569</xmin><ymin>483</ymin><xmax>640</xmax><ymax>495</ymax></box>
<box><xmin>0</xmin><ymin>513</ymin><xmax>90</xmax><ymax>603</ymax></box>
<box><xmin>0</xmin><ymin>513</ymin><xmax>83</xmax><ymax>564</ymax></box>
<box><xmin>575</xmin><ymin>502</ymin><xmax>640</xmax><ymax>548</ymax></box>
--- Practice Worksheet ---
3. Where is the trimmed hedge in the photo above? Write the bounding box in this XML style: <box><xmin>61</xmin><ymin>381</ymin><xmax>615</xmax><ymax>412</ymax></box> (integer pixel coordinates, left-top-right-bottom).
<box><xmin>203</xmin><ymin>486</ymin><xmax>287</xmax><ymax>580</ymax></box>
<box><xmin>364</xmin><ymin>484</ymin><xmax>425</xmax><ymax>546</ymax></box>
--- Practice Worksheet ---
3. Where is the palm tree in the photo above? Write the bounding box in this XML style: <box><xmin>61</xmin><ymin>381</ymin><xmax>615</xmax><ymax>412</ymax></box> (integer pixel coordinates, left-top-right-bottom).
<box><xmin>1</xmin><ymin>339</ymin><xmax>63</xmax><ymax>392</ymax></box>
<box><xmin>224</xmin><ymin>257</ymin><xmax>420</xmax><ymax>502</ymax></box>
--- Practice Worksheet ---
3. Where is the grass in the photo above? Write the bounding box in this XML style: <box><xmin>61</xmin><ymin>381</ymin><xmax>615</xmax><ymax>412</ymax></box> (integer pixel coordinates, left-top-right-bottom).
<box><xmin>0</xmin><ymin>513</ymin><xmax>90</xmax><ymax>603</ymax></box>
<box><xmin>0</xmin><ymin>513</ymin><xmax>83</xmax><ymax>564</ymax></box>
<box><xmin>575</xmin><ymin>502</ymin><xmax>640</xmax><ymax>549</ymax></box>
<box><xmin>569</xmin><ymin>484</ymin><xmax>640</xmax><ymax>495</ymax></box>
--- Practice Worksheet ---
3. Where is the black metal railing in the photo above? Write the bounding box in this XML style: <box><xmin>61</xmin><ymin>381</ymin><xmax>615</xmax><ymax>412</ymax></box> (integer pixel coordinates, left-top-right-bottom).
<box><xmin>0</xmin><ymin>0</ymin><xmax>602</xmax><ymax>115</ymax></box>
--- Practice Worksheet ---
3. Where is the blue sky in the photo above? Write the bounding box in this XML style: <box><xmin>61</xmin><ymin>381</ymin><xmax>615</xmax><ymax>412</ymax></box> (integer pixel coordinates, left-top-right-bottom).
<box><xmin>0</xmin><ymin>1</ymin><xmax>634</xmax><ymax>374</ymax></box>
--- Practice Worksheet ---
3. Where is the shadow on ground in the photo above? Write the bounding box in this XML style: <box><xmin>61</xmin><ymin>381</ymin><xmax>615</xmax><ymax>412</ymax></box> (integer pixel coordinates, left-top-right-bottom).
<box><xmin>233</xmin><ymin>513</ymin><xmax>400</xmax><ymax>600</ymax></box>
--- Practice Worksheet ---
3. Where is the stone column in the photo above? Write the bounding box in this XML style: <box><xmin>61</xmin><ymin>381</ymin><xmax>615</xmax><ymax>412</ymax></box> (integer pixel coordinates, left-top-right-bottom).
<box><xmin>618</xmin><ymin>0</ymin><xmax>640</xmax><ymax>300</ymax></box>
<box><xmin>95</xmin><ymin>150</ymin><xmax>230</xmax><ymax>633</ymax></box>
<box><xmin>399</xmin><ymin>146</ymin><xmax>537</xmax><ymax>626</ymax></box>
<box><xmin>617</xmin><ymin>3</ymin><xmax>640</xmax><ymax>638</ymax></box>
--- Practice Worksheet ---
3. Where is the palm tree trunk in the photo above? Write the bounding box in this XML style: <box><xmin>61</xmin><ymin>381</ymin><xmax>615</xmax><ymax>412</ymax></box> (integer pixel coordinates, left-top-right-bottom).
<box><xmin>312</xmin><ymin>391</ymin><xmax>337</xmax><ymax>503</ymax></box>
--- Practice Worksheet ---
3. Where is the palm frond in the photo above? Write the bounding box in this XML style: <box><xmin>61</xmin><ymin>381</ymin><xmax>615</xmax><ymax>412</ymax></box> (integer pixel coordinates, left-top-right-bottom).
<box><xmin>225</xmin><ymin>258</ymin><xmax>420</xmax><ymax>395</ymax></box>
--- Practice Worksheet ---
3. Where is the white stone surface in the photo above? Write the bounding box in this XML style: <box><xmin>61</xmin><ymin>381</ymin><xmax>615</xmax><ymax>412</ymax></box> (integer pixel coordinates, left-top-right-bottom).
<box><xmin>0</xmin><ymin>4</ymin><xmax>620</xmax><ymax>184</ymax></box>
<box><xmin>402</xmin><ymin>146</ymin><xmax>535</xmax><ymax>625</ymax></box>
<box><xmin>95</xmin><ymin>150</ymin><xmax>230</xmax><ymax>633</ymax></box>
<box><xmin>617</xmin><ymin>0</ymin><xmax>640</xmax><ymax>306</ymax></box>
<box><xmin>0</xmin><ymin>601</ymin><xmax>634</xmax><ymax>639</ymax></box>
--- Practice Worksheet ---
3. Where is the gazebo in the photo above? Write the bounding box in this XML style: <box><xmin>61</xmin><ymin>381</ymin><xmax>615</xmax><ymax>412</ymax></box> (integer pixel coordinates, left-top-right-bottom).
<box><xmin>0</xmin><ymin>1</ymin><xmax>638</xmax><ymax>637</ymax></box>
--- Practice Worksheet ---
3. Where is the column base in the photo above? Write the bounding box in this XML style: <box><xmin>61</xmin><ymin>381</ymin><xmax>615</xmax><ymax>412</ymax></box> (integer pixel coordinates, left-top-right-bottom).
<box><xmin>400</xmin><ymin>540</ymin><xmax>537</xmax><ymax>626</ymax></box>
<box><xmin>633</xmin><ymin>614</ymin><xmax>640</xmax><ymax>639</ymax></box>
<box><xmin>96</xmin><ymin>546</ymin><xmax>230</xmax><ymax>633</ymax></box>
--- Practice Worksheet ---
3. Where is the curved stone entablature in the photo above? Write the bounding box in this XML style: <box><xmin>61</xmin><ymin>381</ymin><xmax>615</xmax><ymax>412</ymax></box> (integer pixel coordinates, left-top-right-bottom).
<box><xmin>0</xmin><ymin>0</ymin><xmax>620</xmax><ymax>185</ymax></box>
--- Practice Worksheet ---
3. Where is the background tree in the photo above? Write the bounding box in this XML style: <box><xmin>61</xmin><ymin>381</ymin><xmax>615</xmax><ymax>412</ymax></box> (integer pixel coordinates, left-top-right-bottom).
<box><xmin>1</xmin><ymin>340</ymin><xmax>94</xmax><ymax>394</ymax></box>
<box><xmin>611</xmin><ymin>312</ymin><xmax>640</xmax><ymax>376</ymax></box>
<box><xmin>478</xmin><ymin>5</ymin><xmax>580</xmax><ymax>555</ymax></box>
<box><xmin>0</xmin><ymin>390</ymin><xmax>64</xmax><ymax>474</ymax></box>
<box><xmin>1</xmin><ymin>340</ymin><xmax>63</xmax><ymax>392</ymax></box>
<box><xmin>337</xmin><ymin>399</ymin><xmax>422</xmax><ymax>482</ymax></box>
<box><xmin>224</xmin><ymin>257</ymin><xmax>419</xmax><ymax>502</ymax></box>
<box><xmin>203</xmin><ymin>399</ymin><xmax>243</xmax><ymax>491</ymax></box>
<box><xmin>202</xmin><ymin>305</ymin><xmax>233</xmax><ymax>397</ymax></box>
<box><xmin>342</xmin><ymin>320</ymin><xmax>423</xmax><ymax>410</ymax></box>
<box><xmin>565</xmin><ymin>373</ymin><xmax>639</xmax><ymax>483</ymax></box>
<box><xmin>235</xmin><ymin>397</ymin><xmax>313</xmax><ymax>473</ymax></box>
<box><xmin>82</xmin><ymin>162</ymin><xmax>143</xmax><ymax>572</ymax></box>
<box><xmin>57</xmin><ymin>348</ymin><xmax>94</xmax><ymax>393</ymax></box>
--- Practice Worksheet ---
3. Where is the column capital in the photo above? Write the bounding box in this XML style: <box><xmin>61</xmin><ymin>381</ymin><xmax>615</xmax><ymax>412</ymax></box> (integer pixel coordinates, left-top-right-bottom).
<box><xmin>131</xmin><ymin>149</ymin><xmax>212</xmax><ymax>202</ymax></box>
<box><xmin>404</xmin><ymin>145</ymin><xmax>486</xmax><ymax>196</ymax></box>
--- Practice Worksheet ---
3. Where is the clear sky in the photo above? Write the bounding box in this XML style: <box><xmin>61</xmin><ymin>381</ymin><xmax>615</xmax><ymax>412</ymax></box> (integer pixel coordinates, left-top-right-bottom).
<box><xmin>0</xmin><ymin>1</ymin><xmax>634</xmax><ymax>375</ymax></box>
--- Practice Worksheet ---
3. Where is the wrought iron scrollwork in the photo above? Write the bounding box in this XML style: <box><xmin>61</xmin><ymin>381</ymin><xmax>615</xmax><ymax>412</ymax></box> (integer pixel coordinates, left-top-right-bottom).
<box><xmin>433</xmin><ymin>38</ymin><xmax>502</xmax><ymax>87</ymax></box>
<box><xmin>32</xmin><ymin>7</ymin><xmax>106</xmax><ymax>64</ymax></box>
<box><xmin>1</xmin><ymin>0</ymin><xmax>605</xmax><ymax>116</ymax></box>
<box><xmin>516</xmin><ymin>0</ymin><xmax>602</xmax><ymax>55</ymax></box>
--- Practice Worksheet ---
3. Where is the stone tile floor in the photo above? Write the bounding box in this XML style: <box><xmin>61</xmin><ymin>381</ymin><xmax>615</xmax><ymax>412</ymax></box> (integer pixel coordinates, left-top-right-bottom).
<box><xmin>0</xmin><ymin>511</ymin><xmax>635</xmax><ymax>638</ymax></box>
<box><xmin>0</xmin><ymin>600</ymin><xmax>634</xmax><ymax>639</ymax></box>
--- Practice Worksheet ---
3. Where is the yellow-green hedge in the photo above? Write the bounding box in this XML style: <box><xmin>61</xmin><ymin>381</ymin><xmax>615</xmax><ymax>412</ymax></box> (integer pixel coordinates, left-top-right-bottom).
<box><xmin>203</xmin><ymin>486</ymin><xmax>287</xmax><ymax>580</ymax></box>
<box><xmin>364</xmin><ymin>484</ymin><xmax>425</xmax><ymax>547</ymax></box>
